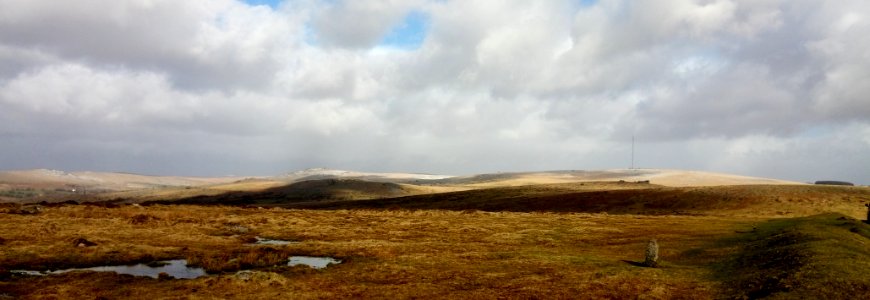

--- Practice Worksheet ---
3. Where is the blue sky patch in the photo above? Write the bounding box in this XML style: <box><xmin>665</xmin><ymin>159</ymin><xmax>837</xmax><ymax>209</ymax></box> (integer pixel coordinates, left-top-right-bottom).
<box><xmin>379</xmin><ymin>10</ymin><xmax>430</xmax><ymax>50</ymax></box>
<box><xmin>242</xmin><ymin>0</ymin><xmax>282</xmax><ymax>9</ymax></box>
<box><xmin>578</xmin><ymin>0</ymin><xmax>598</xmax><ymax>7</ymax></box>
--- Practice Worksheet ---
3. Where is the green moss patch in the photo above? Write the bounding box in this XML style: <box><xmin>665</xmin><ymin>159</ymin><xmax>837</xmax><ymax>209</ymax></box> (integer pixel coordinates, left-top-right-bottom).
<box><xmin>718</xmin><ymin>213</ymin><xmax>870</xmax><ymax>298</ymax></box>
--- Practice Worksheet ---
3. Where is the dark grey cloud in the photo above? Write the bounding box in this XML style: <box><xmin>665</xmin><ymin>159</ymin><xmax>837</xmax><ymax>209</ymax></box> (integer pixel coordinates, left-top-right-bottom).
<box><xmin>0</xmin><ymin>0</ymin><xmax>301</xmax><ymax>90</ymax></box>
<box><xmin>0</xmin><ymin>0</ymin><xmax>868</xmax><ymax>184</ymax></box>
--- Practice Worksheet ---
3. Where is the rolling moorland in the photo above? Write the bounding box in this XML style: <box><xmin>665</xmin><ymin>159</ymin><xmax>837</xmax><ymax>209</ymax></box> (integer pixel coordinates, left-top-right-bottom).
<box><xmin>1</xmin><ymin>168</ymin><xmax>869</xmax><ymax>299</ymax></box>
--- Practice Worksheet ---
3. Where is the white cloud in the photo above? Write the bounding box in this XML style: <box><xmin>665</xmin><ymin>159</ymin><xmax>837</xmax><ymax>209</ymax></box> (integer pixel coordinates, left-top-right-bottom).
<box><xmin>311</xmin><ymin>0</ymin><xmax>422</xmax><ymax>48</ymax></box>
<box><xmin>0</xmin><ymin>0</ymin><xmax>868</xmax><ymax>183</ymax></box>
<box><xmin>0</xmin><ymin>64</ymin><xmax>192</xmax><ymax>123</ymax></box>
<box><xmin>284</xmin><ymin>99</ymin><xmax>385</xmax><ymax>136</ymax></box>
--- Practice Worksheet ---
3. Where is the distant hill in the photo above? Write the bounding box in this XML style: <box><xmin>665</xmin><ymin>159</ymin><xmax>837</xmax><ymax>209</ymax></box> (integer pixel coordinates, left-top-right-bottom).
<box><xmin>0</xmin><ymin>169</ymin><xmax>243</xmax><ymax>202</ymax></box>
<box><xmin>420</xmin><ymin>169</ymin><xmax>803</xmax><ymax>187</ymax></box>
<box><xmin>0</xmin><ymin>169</ymin><xmax>243</xmax><ymax>190</ymax></box>
<box><xmin>293</xmin><ymin>183</ymin><xmax>870</xmax><ymax>219</ymax></box>
<box><xmin>145</xmin><ymin>178</ymin><xmax>456</xmax><ymax>206</ymax></box>
<box><xmin>1</xmin><ymin>168</ymin><xmax>806</xmax><ymax>203</ymax></box>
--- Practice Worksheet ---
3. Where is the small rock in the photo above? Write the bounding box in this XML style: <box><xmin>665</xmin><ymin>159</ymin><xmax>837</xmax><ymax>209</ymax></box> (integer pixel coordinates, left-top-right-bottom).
<box><xmin>157</xmin><ymin>272</ymin><xmax>172</xmax><ymax>280</ymax></box>
<box><xmin>71</xmin><ymin>237</ymin><xmax>97</xmax><ymax>247</ymax></box>
<box><xmin>235</xmin><ymin>270</ymin><xmax>254</xmax><ymax>281</ymax></box>
<box><xmin>225</xmin><ymin>225</ymin><xmax>250</xmax><ymax>234</ymax></box>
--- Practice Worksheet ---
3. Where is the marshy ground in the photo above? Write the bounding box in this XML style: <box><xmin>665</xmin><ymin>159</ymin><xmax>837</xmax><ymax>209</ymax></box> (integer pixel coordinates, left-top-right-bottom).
<box><xmin>1</xmin><ymin>182</ymin><xmax>869</xmax><ymax>299</ymax></box>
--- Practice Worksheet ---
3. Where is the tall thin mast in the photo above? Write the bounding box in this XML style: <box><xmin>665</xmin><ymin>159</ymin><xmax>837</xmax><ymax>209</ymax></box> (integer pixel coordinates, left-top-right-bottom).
<box><xmin>631</xmin><ymin>135</ymin><xmax>635</xmax><ymax>169</ymax></box>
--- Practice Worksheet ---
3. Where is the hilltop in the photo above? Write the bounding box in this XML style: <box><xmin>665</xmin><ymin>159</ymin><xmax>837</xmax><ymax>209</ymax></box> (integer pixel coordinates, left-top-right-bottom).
<box><xmin>0</xmin><ymin>168</ymin><xmax>807</xmax><ymax>204</ymax></box>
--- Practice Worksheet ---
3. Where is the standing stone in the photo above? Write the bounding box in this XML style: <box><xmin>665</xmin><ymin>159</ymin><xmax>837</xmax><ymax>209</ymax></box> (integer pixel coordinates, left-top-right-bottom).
<box><xmin>644</xmin><ymin>239</ymin><xmax>659</xmax><ymax>267</ymax></box>
<box><xmin>865</xmin><ymin>203</ymin><xmax>870</xmax><ymax>223</ymax></box>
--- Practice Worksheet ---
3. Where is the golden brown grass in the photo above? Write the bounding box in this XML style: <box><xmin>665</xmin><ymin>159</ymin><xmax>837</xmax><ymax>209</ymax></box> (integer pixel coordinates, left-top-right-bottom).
<box><xmin>1</xmin><ymin>205</ymin><xmax>756</xmax><ymax>299</ymax></box>
<box><xmin>2</xmin><ymin>182</ymin><xmax>868</xmax><ymax>299</ymax></box>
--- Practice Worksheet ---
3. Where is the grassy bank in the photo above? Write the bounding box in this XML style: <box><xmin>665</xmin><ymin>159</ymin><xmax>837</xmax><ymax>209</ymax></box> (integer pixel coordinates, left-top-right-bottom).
<box><xmin>718</xmin><ymin>213</ymin><xmax>870</xmax><ymax>298</ymax></box>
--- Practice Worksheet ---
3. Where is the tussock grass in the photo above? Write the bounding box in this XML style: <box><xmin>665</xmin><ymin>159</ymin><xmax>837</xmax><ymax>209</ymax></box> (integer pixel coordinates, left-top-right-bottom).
<box><xmin>186</xmin><ymin>247</ymin><xmax>291</xmax><ymax>273</ymax></box>
<box><xmin>1</xmin><ymin>205</ymin><xmax>754</xmax><ymax>298</ymax></box>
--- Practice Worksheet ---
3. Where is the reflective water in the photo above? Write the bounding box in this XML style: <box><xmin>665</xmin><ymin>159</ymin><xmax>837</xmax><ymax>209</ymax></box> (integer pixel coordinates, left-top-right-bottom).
<box><xmin>11</xmin><ymin>259</ymin><xmax>206</xmax><ymax>279</ymax></box>
<box><xmin>287</xmin><ymin>256</ymin><xmax>341</xmax><ymax>269</ymax></box>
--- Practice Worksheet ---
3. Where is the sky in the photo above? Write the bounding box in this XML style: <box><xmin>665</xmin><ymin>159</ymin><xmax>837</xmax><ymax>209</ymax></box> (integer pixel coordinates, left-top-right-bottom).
<box><xmin>0</xmin><ymin>0</ymin><xmax>869</xmax><ymax>184</ymax></box>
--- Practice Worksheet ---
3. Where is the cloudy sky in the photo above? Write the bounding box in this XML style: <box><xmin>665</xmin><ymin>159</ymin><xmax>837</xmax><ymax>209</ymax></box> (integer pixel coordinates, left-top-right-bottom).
<box><xmin>1</xmin><ymin>0</ymin><xmax>868</xmax><ymax>183</ymax></box>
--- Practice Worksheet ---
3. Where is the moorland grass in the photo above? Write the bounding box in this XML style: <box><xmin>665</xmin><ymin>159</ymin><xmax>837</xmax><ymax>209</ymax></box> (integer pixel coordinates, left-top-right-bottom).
<box><xmin>717</xmin><ymin>213</ymin><xmax>870</xmax><ymax>299</ymax></box>
<box><xmin>293</xmin><ymin>184</ymin><xmax>870</xmax><ymax>219</ymax></box>
<box><xmin>2</xmin><ymin>205</ymin><xmax>753</xmax><ymax>299</ymax></box>
<box><xmin>1</xmin><ymin>182</ymin><xmax>868</xmax><ymax>299</ymax></box>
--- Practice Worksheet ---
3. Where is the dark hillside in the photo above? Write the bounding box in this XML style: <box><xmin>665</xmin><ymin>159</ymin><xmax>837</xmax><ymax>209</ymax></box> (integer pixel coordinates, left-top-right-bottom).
<box><xmin>292</xmin><ymin>184</ymin><xmax>870</xmax><ymax>217</ymax></box>
<box><xmin>145</xmin><ymin>179</ymin><xmax>417</xmax><ymax>205</ymax></box>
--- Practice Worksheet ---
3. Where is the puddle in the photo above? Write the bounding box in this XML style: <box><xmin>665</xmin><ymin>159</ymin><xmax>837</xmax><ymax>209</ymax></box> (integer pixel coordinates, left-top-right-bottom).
<box><xmin>11</xmin><ymin>257</ymin><xmax>340</xmax><ymax>277</ymax></box>
<box><xmin>11</xmin><ymin>259</ymin><xmax>206</xmax><ymax>279</ymax></box>
<box><xmin>9</xmin><ymin>270</ymin><xmax>43</xmax><ymax>276</ymax></box>
<box><xmin>251</xmin><ymin>236</ymin><xmax>296</xmax><ymax>246</ymax></box>
<box><xmin>287</xmin><ymin>256</ymin><xmax>341</xmax><ymax>269</ymax></box>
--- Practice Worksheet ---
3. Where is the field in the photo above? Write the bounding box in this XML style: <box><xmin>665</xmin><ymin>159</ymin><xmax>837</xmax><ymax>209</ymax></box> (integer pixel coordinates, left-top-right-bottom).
<box><xmin>1</xmin><ymin>170</ymin><xmax>869</xmax><ymax>299</ymax></box>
